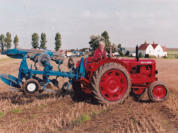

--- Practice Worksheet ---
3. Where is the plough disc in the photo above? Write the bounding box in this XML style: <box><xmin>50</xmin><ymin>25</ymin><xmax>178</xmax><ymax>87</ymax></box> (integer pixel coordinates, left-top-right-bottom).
<box><xmin>0</xmin><ymin>74</ymin><xmax>21</xmax><ymax>88</ymax></box>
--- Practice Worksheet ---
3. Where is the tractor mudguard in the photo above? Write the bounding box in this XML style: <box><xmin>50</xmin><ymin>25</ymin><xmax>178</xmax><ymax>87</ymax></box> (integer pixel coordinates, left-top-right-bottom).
<box><xmin>75</xmin><ymin>57</ymin><xmax>86</xmax><ymax>80</ymax></box>
<box><xmin>79</xmin><ymin>57</ymin><xmax>86</xmax><ymax>78</ymax></box>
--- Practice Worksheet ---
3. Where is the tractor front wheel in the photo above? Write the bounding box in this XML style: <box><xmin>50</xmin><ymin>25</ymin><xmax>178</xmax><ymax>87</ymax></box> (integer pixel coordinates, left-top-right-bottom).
<box><xmin>91</xmin><ymin>63</ymin><xmax>131</xmax><ymax>104</ymax></box>
<box><xmin>23</xmin><ymin>79</ymin><xmax>41</xmax><ymax>95</ymax></box>
<box><xmin>148</xmin><ymin>81</ymin><xmax>168</xmax><ymax>102</ymax></box>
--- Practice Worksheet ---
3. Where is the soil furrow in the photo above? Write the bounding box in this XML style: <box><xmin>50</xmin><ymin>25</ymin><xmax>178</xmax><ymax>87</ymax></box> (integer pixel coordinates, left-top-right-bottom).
<box><xmin>0</xmin><ymin>58</ymin><xmax>177</xmax><ymax>133</ymax></box>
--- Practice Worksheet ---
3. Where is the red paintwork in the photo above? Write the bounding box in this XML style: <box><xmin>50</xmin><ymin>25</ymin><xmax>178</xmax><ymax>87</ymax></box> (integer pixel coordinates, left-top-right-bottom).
<box><xmin>79</xmin><ymin>77</ymin><xmax>92</xmax><ymax>94</ymax></box>
<box><xmin>93</xmin><ymin>48</ymin><xmax>107</xmax><ymax>59</ymax></box>
<box><xmin>77</xmin><ymin>57</ymin><xmax>157</xmax><ymax>95</ymax></box>
<box><xmin>152</xmin><ymin>85</ymin><xmax>167</xmax><ymax>99</ymax></box>
<box><xmin>100</xmin><ymin>69</ymin><xmax>128</xmax><ymax>101</ymax></box>
<box><xmin>132</xmin><ymin>88</ymin><xmax>145</xmax><ymax>95</ymax></box>
<box><xmin>162</xmin><ymin>46</ymin><xmax>167</xmax><ymax>52</ymax></box>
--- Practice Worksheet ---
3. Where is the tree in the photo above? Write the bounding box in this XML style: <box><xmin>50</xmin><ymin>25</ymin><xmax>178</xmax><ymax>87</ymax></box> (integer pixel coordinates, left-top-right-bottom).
<box><xmin>32</xmin><ymin>33</ymin><xmax>39</xmax><ymax>49</ymax></box>
<box><xmin>139</xmin><ymin>52</ymin><xmax>143</xmax><ymax>58</ymax></box>
<box><xmin>89</xmin><ymin>35</ymin><xmax>104</xmax><ymax>51</ymax></box>
<box><xmin>0</xmin><ymin>34</ymin><xmax>5</xmax><ymax>50</ymax></box>
<box><xmin>117</xmin><ymin>43</ymin><xmax>124</xmax><ymax>56</ymax></box>
<box><xmin>125</xmin><ymin>50</ymin><xmax>130</xmax><ymax>56</ymax></box>
<box><xmin>13</xmin><ymin>35</ymin><xmax>19</xmax><ymax>48</ymax></box>
<box><xmin>80</xmin><ymin>48</ymin><xmax>88</xmax><ymax>52</ymax></box>
<box><xmin>40</xmin><ymin>33</ymin><xmax>47</xmax><ymax>49</ymax></box>
<box><xmin>101</xmin><ymin>30</ymin><xmax>111</xmax><ymax>53</ymax></box>
<box><xmin>118</xmin><ymin>43</ymin><xmax>122</xmax><ymax>49</ymax></box>
<box><xmin>145</xmin><ymin>54</ymin><xmax>149</xmax><ymax>58</ymax></box>
<box><xmin>111</xmin><ymin>43</ymin><xmax>117</xmax><ymax>53</ymax></box>
<box><xmin>5</xmin><ymin>32</ymin><xmax>12</xmax><ymax>49</ymax></box>
<box><xmin>55</xmin><ymin>32</ymin><xmax>62</xmax><ymax>51</ymax></box>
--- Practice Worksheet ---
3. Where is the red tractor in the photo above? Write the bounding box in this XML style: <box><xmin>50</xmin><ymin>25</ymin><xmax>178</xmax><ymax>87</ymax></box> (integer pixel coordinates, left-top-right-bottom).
<box><xmin>73</xmin><ymin>46</ymin><xmax>168</xmax><ymax>104</ymax></box>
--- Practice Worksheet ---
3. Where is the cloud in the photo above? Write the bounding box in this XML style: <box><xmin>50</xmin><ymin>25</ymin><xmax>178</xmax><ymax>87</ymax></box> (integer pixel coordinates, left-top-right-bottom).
<box><xmin>0</xmin><ymin>0</ymin><xmax>178</xmax><ymax>49</ymax></box>
<box><xmin>82</xmin><ymin>10</ymin><xmax>110</xmax><ymax>19</ymax></box>
<box><xmin>124</xmin><ymin>0</ymin><xmax>178</xmax><ymax>3</ymax></box>
<box><xmin>83</xmin><ymin>10</ymin><xmax>91</xmax><ymax>17</ymax></box>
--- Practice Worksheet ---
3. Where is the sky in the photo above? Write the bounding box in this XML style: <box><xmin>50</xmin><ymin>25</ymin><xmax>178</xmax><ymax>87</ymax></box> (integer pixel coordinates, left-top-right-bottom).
<box><xmin>0</xmin><ymin>0</ymin><xmax>178</xmax><ymax>50</ymax></box>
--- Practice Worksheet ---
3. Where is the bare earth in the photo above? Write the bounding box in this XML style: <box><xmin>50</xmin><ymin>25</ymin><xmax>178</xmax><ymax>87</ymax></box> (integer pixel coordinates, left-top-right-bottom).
<box><xmin>0</xmin><ymin>58</ymin><xmax>177</xmax><ymax>133</ymax></box>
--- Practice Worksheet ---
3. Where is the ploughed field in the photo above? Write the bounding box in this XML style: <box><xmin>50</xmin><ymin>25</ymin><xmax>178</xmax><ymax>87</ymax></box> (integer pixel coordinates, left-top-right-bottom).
<box><xmin>0</xmin><ymin>57</ymin><xmax>177</xmax><ymax>133</ymax></box>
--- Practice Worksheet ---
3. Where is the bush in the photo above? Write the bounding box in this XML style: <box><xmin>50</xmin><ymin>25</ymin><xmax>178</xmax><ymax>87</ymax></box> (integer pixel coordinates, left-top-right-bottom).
<box><xmin>119</xmin><ymin>51</ymin><xmax>124</xmax><ymax>56</ymax></box>
<box><xmin>73</xmin><ymin>114</ymin><xmax>91</xmax><ymax>125</ymax></box>
<box><xmin>163</xmin><ymin>55</ymin><xmax>168</xmax><ymax>59</ymax></box>
<box><xmin>125</xmin><ymin>50</ymin><xmax>130</xmax><ymax>56</ymax></box>
<box><xmin>149</xmin><ymin>55</ymin><xmax>157</xmax><ymax>58</ymax></box>
<box><xmin>0</xmin><ymin>111</ymin><xmax>4</xmax><ymax>118</ymax></box>
<box><xmin>80</xmin><ymin>114</ymin><xmax>91</xmax><ymax>122</ymax></box>
<box><xmin>145</xmin><ymin>54</ymin><xmax>149</xmax><ymax>58</ymax></box>
<box><xmin>138</xmin><ymin>52</ymin><xmax>143</xmax><ymax>58</ymax></box>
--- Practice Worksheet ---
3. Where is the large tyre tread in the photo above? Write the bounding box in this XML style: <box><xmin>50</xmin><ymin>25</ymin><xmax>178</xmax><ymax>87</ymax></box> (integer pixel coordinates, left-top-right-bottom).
<box><xmin>22</xmin><ymin>79</ymin><xmax>41</xmax><ymax>96</ymax></box>
<box><xmin>91</xmin><ymin>63</ymin><xmax>131</xmax><ymax>104</ymax></box>
<box><xmin>148</xmin><ymin>81</ymin><xmax>169</xmax><ymax>102</ymax></box>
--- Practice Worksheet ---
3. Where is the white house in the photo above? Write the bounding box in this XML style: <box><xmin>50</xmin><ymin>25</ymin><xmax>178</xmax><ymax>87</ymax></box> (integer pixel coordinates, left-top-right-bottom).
<box><xmin>138</xmin><ymin>42</ymin><xmax>167</xmax><ymax>57</ymax></box>
<box><xmin>152</xmin><ymin>43</ymin><xmax>167</xmax><ymax>57</ymax></box>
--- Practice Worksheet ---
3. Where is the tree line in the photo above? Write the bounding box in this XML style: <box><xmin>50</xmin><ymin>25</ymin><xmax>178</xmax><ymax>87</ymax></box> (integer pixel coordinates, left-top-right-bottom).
<box><xmin>0</xmin><ymin>30</ymin><xmax>124</xmax><ymax>54</ymax></box>
<box><xmin>89</xmin><ymin>30</ymin><xmax>123</xmax><ymax>53</ymax></box>
<box><xmin>0</xmin><ymin>32</ymin><xmax>62</xmax><ymax>51</ymax></box>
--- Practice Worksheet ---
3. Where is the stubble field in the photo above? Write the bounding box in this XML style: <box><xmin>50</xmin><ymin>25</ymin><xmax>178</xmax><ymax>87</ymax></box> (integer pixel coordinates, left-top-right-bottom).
<box><xmin>0</xmin><ymin>56</ymin><xmax>177</xmax><ymax>133</ymax></box>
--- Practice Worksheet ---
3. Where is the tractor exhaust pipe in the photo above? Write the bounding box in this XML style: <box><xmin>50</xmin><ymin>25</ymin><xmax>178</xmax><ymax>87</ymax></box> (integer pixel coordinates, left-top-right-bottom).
<box><xmin>136</xmin><ymin>45</ymin><xmax>139</xmax><ymax>62</ymax></box>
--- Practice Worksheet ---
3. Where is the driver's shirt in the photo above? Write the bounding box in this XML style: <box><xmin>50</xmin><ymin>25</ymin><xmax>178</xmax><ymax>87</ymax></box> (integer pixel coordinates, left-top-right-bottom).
<box><xmin>93</xmin><ymin>48</ymin><xmax>107</xmax><ymax>59</ymax></box>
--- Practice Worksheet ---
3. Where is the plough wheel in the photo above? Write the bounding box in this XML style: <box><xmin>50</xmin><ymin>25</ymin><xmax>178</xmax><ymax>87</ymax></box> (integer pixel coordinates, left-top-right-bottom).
<box><xmin>91</xmin><ymin>63</ymin><xmax>131</xmax><ymax>104</ymax></box>
<box><xmin>148</xmin><ymin>81</ymin><xmax>168</xmax><ymax>102</ymax></box>
<box><xmin>23</xmin><ymin>79</ymin><xmax>41</xmax><ymax>95</ymax></box>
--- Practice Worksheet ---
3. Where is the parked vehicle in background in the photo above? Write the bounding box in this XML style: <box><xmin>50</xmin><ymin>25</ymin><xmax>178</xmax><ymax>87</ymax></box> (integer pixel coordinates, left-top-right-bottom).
<box><xmin>66</xmin><ymin>51</ymin><xmax>73</xmax><ymax>57</ymax></box>
<box><xmin>112</xmin><ymin>52</ymin><xmax>120</xmax><ymax>57</ymax></box>
<box><xmin>66</xmin><ymin>51</ymin><xmax>85</xmax><ymax>57</ymax></box>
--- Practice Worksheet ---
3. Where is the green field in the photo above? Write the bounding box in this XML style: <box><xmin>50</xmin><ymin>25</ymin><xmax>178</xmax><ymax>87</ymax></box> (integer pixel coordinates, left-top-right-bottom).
<box><xmin>167</xmin><ymin>51</ymin><xmax>178</xmax><ymax>58</ymax></box>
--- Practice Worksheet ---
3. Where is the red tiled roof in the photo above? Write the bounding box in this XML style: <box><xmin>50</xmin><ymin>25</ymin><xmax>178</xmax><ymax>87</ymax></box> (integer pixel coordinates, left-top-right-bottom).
<box><xmin>138</xmin><ymin>43</ymin><xmax>149</xmax><ymax>50</ymax></box>
<box><xmin>152</xmin><ymin>43</ymin><xmax>158</xmax><ymax>49</ymax></box>
<box><xmin>139</xmin><ymin>42</ymin><xmax>166</xmax><ymax>51</ymax></box>
<box><xmin>162</xmin><ymin>46</ymin><xmax>167</xmax><ymax>52</ymax></box>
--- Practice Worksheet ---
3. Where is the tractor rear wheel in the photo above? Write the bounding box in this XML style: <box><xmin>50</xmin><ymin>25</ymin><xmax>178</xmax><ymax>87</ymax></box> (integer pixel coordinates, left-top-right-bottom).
<box><xmin>148</xmin><ymin>81</ymin><xmax>168</xmax><ymax>102</ymax></box>
<box><xmin>91</xmin><ymin>63</ymin><xmax>131</xmax><ymax>104</ymax></box>
<box><xmin>23</xmin><ymin>79</ymin><xmax>41</xmax><ymax>95</ymax></box>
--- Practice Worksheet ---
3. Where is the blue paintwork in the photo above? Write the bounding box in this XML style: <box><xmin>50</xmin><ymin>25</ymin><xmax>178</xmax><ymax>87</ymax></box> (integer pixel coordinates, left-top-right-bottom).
<box><xmin>0</xmin><ymin>48</ymin><xmax>86</xmax><ymax>90</ymax></box>
<box><xmin>1</xmin><ymin>48</ymin><xmax>28</xmax><ymax>59</ymax></box>
<box><xmin>0</xmin><ymin>74</ymin><xmax>21</xmax><ymax>88</ymax></box>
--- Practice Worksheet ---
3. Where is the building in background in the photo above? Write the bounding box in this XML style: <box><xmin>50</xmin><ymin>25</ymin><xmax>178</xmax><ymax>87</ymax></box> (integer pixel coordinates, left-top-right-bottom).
<box><xmin>138</xmin><ymin>41</ymin><xmax>167</xmax><ymax>57</ymax></box>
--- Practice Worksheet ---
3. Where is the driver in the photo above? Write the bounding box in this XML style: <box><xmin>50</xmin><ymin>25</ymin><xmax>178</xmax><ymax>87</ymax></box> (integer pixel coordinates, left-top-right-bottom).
<box><xmin>93</xmin><ymin>41</ymin><xmax>107</xmax><ymax>59</ymax></box>
<box><xmin>76</xmin><ymin>41</ymin><xmax>112</xmax><ymax>67</ymax></box>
